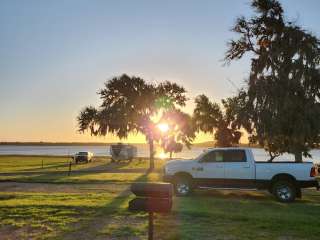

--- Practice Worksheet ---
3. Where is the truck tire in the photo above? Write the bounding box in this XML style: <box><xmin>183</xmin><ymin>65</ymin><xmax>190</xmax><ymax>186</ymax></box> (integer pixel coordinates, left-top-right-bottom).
<box><xmin>272</xmin><ymin>180</ymin><xmax>296</xmax><ymax>203</ymax></box>
<box><xmin>174</xmin><ymin>175</ymin><xmax>193</xmax><ymax>196</ymax></box>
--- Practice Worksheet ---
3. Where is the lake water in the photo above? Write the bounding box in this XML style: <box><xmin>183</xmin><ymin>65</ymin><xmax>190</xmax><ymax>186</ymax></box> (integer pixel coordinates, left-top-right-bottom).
<box><xmin>0</xmin><ymin>145</ymin><xmax>319</xmax><ymax>163</ymax></box>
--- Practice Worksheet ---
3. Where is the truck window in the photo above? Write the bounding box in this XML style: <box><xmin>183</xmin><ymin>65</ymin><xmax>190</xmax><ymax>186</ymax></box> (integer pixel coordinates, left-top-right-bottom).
<box><xmin>223</xmin><ymin>150</ymin><xmax>246</xmax><ymax>162</ymax></box>
<box><xmin>200</xmin><ymin>151</ymin><xmax>224</xmax><ymax>163</ymax></box>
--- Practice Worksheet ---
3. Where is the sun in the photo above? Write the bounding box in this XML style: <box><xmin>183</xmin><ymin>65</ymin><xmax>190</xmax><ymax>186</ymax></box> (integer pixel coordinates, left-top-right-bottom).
<box><xmin>158</xmin><ymin>151</ymin><xmax>169</xmax><ymax>159</ymax></box>
<box><xmin>157</xmin><ymin>123</ymin><xmax>169</xmax><ymax>133</ymax></box>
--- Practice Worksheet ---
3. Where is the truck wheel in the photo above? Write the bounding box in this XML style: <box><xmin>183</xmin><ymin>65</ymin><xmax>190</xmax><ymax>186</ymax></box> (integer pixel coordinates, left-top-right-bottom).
<box><xmin>174</xmin><ymin>176</ymin><xmax>193</xmax><ymax>196</ymax></box>
<box><xmin>272</xmin><ymin>180</ymin><xmax>296</xmax><ymax>203</ymax></box>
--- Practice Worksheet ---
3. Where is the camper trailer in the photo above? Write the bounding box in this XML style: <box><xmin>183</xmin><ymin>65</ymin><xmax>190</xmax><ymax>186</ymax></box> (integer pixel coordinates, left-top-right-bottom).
<box><xmin>110</xmin><ymin>143</ymin><xmax>137</xmax><ymax>162</ymax></box>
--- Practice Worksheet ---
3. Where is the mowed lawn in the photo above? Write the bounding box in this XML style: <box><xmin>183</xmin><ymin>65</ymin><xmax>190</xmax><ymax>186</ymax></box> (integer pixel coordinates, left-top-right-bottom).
<box><xmin>0</xmin><ymin>156</ymin><xmax>320</xmax><ymax>240</ymax></box>
<box><xmin>0</xmin><ymin>156</ymin><xmax>162</xmax><ymax>183</ymax></box>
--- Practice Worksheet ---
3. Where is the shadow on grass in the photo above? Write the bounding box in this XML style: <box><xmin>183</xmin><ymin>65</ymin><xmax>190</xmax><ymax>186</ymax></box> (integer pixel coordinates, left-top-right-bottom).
<box><xmin>0</xmin><ymin>204</ymin><xmax>101</xmax><ymax>239</ymax></box>
<box><xmin>192</xmin><ymin>188</ymin><xmax>320</xmax><ymax>204</ymax></box>
<box><xmin>193</xmin><ymin>188</ymin><xmax>273</xmax><ymax>201</ymax></box>
<box><xmin>0</xmin><ymin>157</ymin><xmax>163</xmax><ymax>185</ymax></box>
<box><xmin>0</xmin><ymin>158</ymin><xmax>159</xmax><ymax>177</ymax></box>
<box><xmin>166</xmin><ymin>189</ymin><xmax>320</xmax><ymax>240</ymax></box>
<box><xmin>0</xmin><ymin>170</ymin><xmax>155</xmax><ymax>239</ymax></box>
<box><xmin>15</xmin><ymin>162</ymin><xmax>70</xmax><ymax>172</ymax></box>
<box><xmin>54</xmin><ymin>172</ymin><xmax>151</xmax><ymax>240</ymax></box>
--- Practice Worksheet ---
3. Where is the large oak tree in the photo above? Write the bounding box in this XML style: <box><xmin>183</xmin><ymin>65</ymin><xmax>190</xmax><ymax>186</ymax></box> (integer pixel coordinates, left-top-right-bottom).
<box><xmin>225</xmin><ymin>0</ymin><xmax>320</xmax><ymax>162</ymax></box>
<box><xmin>77</xmin><ymin>74</ymin><xmax>187</xmax><ymax>169</ymax></box>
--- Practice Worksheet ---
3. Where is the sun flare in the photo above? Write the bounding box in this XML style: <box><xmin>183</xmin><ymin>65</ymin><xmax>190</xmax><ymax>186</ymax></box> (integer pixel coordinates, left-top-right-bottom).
<box><xmin>157</xmin><ymin>123</ymin><xmax>169</xmax><ymax>133</ymax></box>
<box><xmin>158</xmin><ymin>151</ymin><xmax>169</xmax><ymax>159</ymax></box>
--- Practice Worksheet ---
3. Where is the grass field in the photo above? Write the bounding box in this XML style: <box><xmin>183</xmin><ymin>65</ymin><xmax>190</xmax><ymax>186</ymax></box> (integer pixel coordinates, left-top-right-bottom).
<box><xmin>0</xmin><ymin>155</ymin><xmax>164</xmax><ymax>173</ymax></box>
<box><xmin>0</xmin><ymin>156</ymin><xmax>320</xmax><ymax>240</ymax></box>
<box><xmin>0</xmin><ymin>156</ymin><xmax>163</xmax><ymax>183</ymax></box>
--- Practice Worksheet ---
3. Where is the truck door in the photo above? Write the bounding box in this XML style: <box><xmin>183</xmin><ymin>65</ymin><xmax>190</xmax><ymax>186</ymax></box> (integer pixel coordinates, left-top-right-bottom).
<box><xmin>194</xmin><ymin>150</ymin><xmax>225</xmax><ymax>187</ymax></box>
<box><xmin>223</xmin><ymin>150</ymin><xmax>255</xmax><ymax>188</ymax></box>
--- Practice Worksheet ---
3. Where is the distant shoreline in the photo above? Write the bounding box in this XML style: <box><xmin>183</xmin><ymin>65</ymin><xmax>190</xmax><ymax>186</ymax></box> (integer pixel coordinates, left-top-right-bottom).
<box><xmin>0</xmin><ymin>141</ymin><xmax>184</xmax><ymax>146</ymax></box>
<box><xmin>0</xmin><ymin>142</ymin><xmax>141</xmax><ymax>146</ymax></box>
<box><xmin>0</xmin><ymin>141</ymin><xmax>259</xmax><ymax>148</ymax></box>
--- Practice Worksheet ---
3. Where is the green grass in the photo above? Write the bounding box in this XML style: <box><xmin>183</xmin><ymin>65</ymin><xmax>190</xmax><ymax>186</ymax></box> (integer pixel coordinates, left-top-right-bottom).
<box><xmin>0</xmin><ymin>172</ymin><xmax>161</xmax><ymax>184</ymax></box>
<box><xmin>1</xmin><ymin>189</ymin><xmax>320</xmax><ymax>240</ymax></box>
<box><xmin>0</xmin><ymin>156</ymin><xmax>320</xmax><ymax>239</ymax></box>
<box><xmin>0</xmin><ymin>156</ymin><xmax>72</xmax><ymax>172</ymax></box>
<box><xmin>0</xmin><ymin>191</ymin><xmax>134</xmax><ymax>239</ymax></box>
<box><xmin>0</xmin><ymin>156</ymin><xmax>164</xmax><ymax>184</ymax></box>
<box><xmin>0</xmin><ymin>155</ymin><xmax>164</xmax><ymax>173</ymax></box>
<box><xmin>164</xmin><ymin>190</ymin><xmax>320</xmax><ymax>240</ymax></box>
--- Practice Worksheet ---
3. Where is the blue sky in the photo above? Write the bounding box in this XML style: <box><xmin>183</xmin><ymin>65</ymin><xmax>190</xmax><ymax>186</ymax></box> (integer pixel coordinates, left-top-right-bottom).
<box><xmin>1</xmin><ymin>0</ymin><xmax>319</xmax><ymax>142</ymax></box>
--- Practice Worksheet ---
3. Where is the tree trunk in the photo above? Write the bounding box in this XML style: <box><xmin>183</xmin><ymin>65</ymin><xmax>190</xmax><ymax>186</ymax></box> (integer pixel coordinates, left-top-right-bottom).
<box><xmin>294</xmin><ymin>151</ymin><xmax>303</xmax><ymax>163</ymax></box>
<box><xmin>149</xmin><ymin>139</ymin><xmax>154</xmax><ymax>170</ymax></box>
<box><xmin>170</xmin><ymin>152</ymin><xmax>173</xmax><ymax>159</ymax></box>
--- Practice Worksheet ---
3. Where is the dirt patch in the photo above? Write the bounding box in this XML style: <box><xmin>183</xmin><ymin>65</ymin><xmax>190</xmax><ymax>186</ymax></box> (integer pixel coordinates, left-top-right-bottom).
<box><xmin>0</xmin><ymin>225</ymin><xmax>17</xmax><ymax>240</ymax></box>
<box><xmin>0</xmin><ymin>225</ymin><xmax>49</xmax><ymax>240</ymax></box>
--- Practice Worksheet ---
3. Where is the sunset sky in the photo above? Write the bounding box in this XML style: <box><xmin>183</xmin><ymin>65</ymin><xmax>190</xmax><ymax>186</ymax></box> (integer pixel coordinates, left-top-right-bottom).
<box><xmin>1</xmin><ymin>0</ymin><xmax>320</xmax><ymax>143</ymax></box>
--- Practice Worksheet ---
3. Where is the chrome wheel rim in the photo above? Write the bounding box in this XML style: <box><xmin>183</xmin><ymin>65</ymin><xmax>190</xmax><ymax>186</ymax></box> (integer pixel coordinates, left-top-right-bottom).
<box><xmin>177</xmin><ymin>182</ymin><xmax>189</xmax><ymax>195</ymax></box>
<box><xmin>277</xmin><ymin>186</ymin><xmax>292</xmax><ymax>201</ymax></box>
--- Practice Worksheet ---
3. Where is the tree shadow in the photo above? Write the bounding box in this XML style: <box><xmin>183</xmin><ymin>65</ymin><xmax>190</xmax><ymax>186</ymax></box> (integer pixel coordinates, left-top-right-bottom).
<box><xmin>54</xmin><ymin>172</ymin><xmax>151</xmax><ymax>240</ymax></box>
<box><xmin>191</xmin><ymin>188</ymin><xmax>320</xmax><ymax>204</ymax></box>
<box><xmin>165</xmin><ymin>189</ymin><xmax>320</xmax><ymax>240</ymax></box>
<box><xmin>15</xmin><ymin>163</ymin><xmax>69</xmax><ymax>172</ymax></box>
<box><xmin>0</xmin><ymin>158</ymin><xmax>163</xmax><ymax>185</ymax></box>
<box><xmin>1</xmin><ymin>158</ymin><xmax>156</xmax><ymax>175</ymax></box>
<box><xmin>192</xmin><ymin>189</ymin><xmax>273</xmax><ymax>201</ymax></box>
<box><xmin>0</xmin><ymin>171</ymin><xmax>154</xmax><ymax>239</ymax></box>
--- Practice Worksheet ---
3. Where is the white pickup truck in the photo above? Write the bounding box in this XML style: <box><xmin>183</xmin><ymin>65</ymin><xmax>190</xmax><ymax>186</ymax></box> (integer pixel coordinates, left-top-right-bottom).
<box><xmin>163</xmin><ymin>148</ymin><xmax>319</xmax><ymax>202</ymax></box>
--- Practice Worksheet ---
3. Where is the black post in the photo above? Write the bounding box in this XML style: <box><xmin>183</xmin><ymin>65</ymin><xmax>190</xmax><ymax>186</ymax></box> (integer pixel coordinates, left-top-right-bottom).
<box><xmin>149</xmin><ymin>139</ymin><xmax>154</xmax><ymax>171</ymax></box>
<box><xmin>148</xmin><ymin>212</ymin><xmax>153</xmax><ymax>240</ymax></box>
<box><xmin>42</xmin><ymin>159</ymin><xmax>44</xmax><ymax>169</ymax></box>
<box><xmin>68</xmin><ymin>161</ymin><xmax>71</xmax><ymax>176</ymax></box>
<box><xmin>128</xmin><ymin>183</ymin><xmax>173</xmax><ymax>240</ymax></box>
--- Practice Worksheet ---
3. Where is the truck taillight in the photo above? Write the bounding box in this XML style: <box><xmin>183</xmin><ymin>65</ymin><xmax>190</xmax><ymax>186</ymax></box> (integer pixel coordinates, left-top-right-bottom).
<box><xmin>310</xmin><ymin>167</ymin><xmax>316</xmax><ymax>177</ymax></box>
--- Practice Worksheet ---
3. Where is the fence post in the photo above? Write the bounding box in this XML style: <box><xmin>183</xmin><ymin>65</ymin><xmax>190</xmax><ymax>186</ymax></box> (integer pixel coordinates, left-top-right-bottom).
<box><xmin>148</xmin><ymin>212</ymin><xmax>154</xmax><ymax>240</ymax></box>
<box><xmin>68</xmin><ymin>161</ymin><xmax>71</xmax><ymax>176</ymax></box>
<box><xmin>42</xmin><ymin>159</ymin><xmax>44</xmax><ymax>169</ymax></box>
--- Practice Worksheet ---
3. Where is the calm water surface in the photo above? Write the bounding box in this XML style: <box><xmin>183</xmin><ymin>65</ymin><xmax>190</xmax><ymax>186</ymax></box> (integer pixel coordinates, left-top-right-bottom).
<box><xmin>0</xmin><ymin>145</ymin><xmax>319</xmax><ymax>163</ymax></box>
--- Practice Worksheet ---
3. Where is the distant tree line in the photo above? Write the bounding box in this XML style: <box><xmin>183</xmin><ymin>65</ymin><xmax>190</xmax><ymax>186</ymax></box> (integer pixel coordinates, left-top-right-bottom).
<box><xmin>78</xmin><ymin>0</ymin><xmax>320</xmax><ymax>168</ymax></box>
